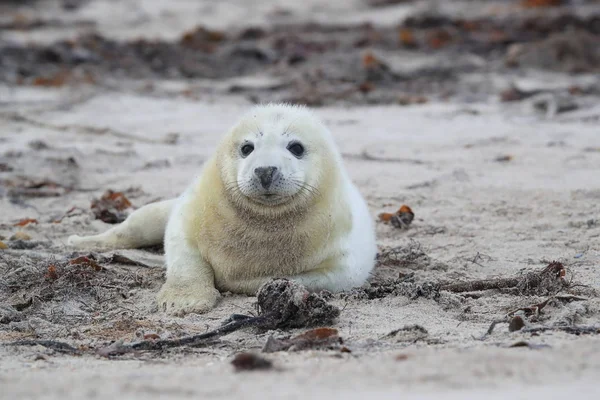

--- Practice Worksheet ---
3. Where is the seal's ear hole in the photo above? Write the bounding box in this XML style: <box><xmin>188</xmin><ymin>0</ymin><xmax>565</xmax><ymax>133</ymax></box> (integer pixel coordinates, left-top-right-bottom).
<box><xmin>241</xmin><ymin>143</ymin><xmax>254</xmax><ymax>157</ymax></box>
<box><xmin>287</xmin><ymin>141</ymin><xmax>305</xmax><ymax>158</ymax></box>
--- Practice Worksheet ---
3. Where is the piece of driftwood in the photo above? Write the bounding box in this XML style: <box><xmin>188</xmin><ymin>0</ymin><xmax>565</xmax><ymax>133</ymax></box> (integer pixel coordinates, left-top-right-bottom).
<box><xmin>440</xmin><ymin>262</ymin><xmax>566</xmax><ymax>294</ymax></box>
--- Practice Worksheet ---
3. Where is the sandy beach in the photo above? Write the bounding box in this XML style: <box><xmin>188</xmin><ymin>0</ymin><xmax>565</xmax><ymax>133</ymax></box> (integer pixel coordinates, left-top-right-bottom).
<box><xmin>1</xmin><ymin>0</ymin><xmax>599</xmax><ymax>398</ymax></box>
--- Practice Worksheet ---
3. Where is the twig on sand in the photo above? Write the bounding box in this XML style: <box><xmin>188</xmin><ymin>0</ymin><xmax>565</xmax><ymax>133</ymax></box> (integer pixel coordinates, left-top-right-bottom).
<box><xmin>475</xmin><ymin>293</ymin><xmax>595</xmax><ymax>340</ymax></box>
<box><xmin>504</xmin><ymin>294</ymin><xmax>588</xmax><ymax>320</ymax></box>
<box><xmin>110</xmin><ymin>315</ymin><xmax>269</xmax><ymax>355</ymax></box>
<box><xmin>440</xmin><ymin>262</ymin><xmax>566</xmax><ymax>294</ymax></box>
<box><xmin>507</xmin><ymin>297</ymin><xmax>553</xmax><ymax>318</ymax></box>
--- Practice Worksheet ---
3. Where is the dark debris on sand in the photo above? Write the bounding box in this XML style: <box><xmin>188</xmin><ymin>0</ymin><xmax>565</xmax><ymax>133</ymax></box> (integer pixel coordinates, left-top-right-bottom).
<box><xmin>255</xmin><ymin>279</ymin><xmax>340</xmax><ymax>329</ymax></box>
<box><xmin>1</xmin><ymin>3</ymin><xmax>598</xmax><ymax>105</ymax></box>
<box><xmin>231</xmin><ymin>352</ymin><xmax>274</xmax><ymax>372</ymax></box>
<box><xmin>262</xmin><ymin>327</ymin><xmax>344</xmax><ymax>353</ymax></box>
<box><xmin>0</xmin><ymin>252</ymin><xmax>161</xmax><ymax>330</ymax></box>
<box><xmin>93</xmin><ymin>279</ymin><xmax>340</xmax><ymax>356</ymax></box>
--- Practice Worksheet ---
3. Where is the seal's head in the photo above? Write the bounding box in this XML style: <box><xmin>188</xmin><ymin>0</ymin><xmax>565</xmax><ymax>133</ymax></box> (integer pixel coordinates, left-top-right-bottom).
<box><xmin>217</xmin><ymin>104</ymin><xmax>340</xmax><ymax>214</ymax></box>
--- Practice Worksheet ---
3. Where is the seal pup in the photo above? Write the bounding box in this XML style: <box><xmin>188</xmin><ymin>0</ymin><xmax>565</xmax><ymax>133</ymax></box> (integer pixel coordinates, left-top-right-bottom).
<box><xmin>68</xmin><ymin>103</ymin><xmax>377</xmax><ymax>315</ymax></box>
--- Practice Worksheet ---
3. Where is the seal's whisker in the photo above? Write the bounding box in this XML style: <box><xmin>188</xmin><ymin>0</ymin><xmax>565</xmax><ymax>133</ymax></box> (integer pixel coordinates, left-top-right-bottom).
<box><xmin>290</xmin><ymin>179</ymin><xmax>321</xmax><ymax>198</ymax></box>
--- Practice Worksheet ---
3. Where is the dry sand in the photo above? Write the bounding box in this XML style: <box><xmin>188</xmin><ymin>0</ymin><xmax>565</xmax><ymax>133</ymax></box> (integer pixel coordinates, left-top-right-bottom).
<box><xmin>1</xmin><ymin>0</ymin><xmax>599</xmax><ymax>399</ymax></box>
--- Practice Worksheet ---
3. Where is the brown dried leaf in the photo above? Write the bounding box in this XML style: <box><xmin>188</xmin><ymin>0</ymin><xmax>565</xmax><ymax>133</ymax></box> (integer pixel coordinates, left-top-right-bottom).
<box><xmin>293</xmin><ymin>327</ymin><xmax>339</xmax><ymax>341</ymax></box>
<box><xmin>379</xmin><ymin>204</ymin><xmax>414</xmax><ymax>229</ymax></box>
<box><xmin>231</xmin><ymin>353</ymin><xmax>273</xmax><ymax>372</ymax></box>
<box><xmin>262</xmin><ymin>327</ymin><xmax>343</xmax><ymax>353</ymax></box>
<box><xmin>427</xmin><ymin>29</ymin><xmax>452</xmax><ymax>49</ymax></box>
<box><xmin>358</xmin><ymin>81</ymin><xmax>375</xmax><ymax>93</ymax></box>
<box><xmin>91</xmin><ymin>190</ymin><xmax>133</xmax><ymax>224</ymax></box>
<box><xmin>398</xmin><ymin>28</ymin><xmax>417</xmax><ymax>47</ymax></box>
<box><xmin>69</xmin><ymin>256</ymin><xmax>103</xmax><ymax>271</ymax></box>
<box><xmin>45</xmin><ymin>265</ymin><xmax>58</xmax><ymax>281</ymax></box>
<box><xmin>378</xmin><ymin>212</ymin><xmax>395</xmax><ymax>222</ymax></box>
<box><xmin>104</xmin><ymin>191</ymin><xmax>132</xmax><ymax>211</ymax></box>
<box><xmin>398</xmin><ymin>205</ymin><xmax>412</xmax><ymax>214</ymax></box>
<box><xmin>14</xmin><ymin>218</ymin><xmax>38</xmax><ymax>227</ymax></box>
<box><xmin>180</xmin><ymin>27</ymin><xmax>226</xmax><ymax>52</ymax></box>
<box><xmin>0</xmin><ymin>241</ymin><xmax>8</xmax><ymax>250</ymax></box>
<box><xmin>362</xmin><ymin>51</ymin><xmax>380</xmax><ymax>69</ymax></box>
<box><xmin>361</xmin><ymin>50</ymin><xmax>393</xmax><ymax>82</ymax></box>
<box><xmin>32</xmin><ymin>71</ymin><xmax>70</xmax><ymax>87</ymax></box>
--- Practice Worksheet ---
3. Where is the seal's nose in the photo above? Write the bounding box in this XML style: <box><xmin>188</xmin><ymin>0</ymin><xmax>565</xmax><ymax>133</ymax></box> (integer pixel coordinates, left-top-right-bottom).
<box><xmin>254</xmin><ymin>166</ymin><xmax>279</xmax><ymax>190</ymax></box>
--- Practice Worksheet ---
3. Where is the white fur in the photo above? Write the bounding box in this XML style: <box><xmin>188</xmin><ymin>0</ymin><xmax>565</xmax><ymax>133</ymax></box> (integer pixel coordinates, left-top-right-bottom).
<box><xmin>67</xmin><ymin>199</ymin><xmax>175</xmax><ymax>249</ymax></box>
<box><xmin>68</xmin><ymin>104</ymin><xmax>377</xmax><ymax>316</ymax></box>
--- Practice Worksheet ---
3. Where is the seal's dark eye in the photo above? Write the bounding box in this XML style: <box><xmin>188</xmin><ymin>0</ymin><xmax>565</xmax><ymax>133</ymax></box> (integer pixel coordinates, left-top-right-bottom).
<box><xmin>240</xmin><ymin>143</ymin><xmax>254</xmax><ymax>157</ymax></box>
<box><xmin>287</xmin><ymin>142</ymin><xmax>305</xmax><ymax>158</ymax></box>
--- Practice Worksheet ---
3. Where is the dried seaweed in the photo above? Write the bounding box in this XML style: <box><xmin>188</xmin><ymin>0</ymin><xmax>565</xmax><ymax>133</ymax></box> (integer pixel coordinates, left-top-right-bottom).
<box><xmin>0</xmin><ymin>252</ymin><xmax>153</xmax><ymax>327</ymax></box>
<box><xmin>91</xmin><ymin>190</ymin><xmax>133</xmax><ymax>224</ymax></box>
<box><xmin>262</xmin><ymin>328</ymin><xmax>343</xmax><ymax>353</ymax></box>
<box><xmin>95</xmin><ymin>279</ymin><xmax>340</xmax><ymax>356</ymax></box>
